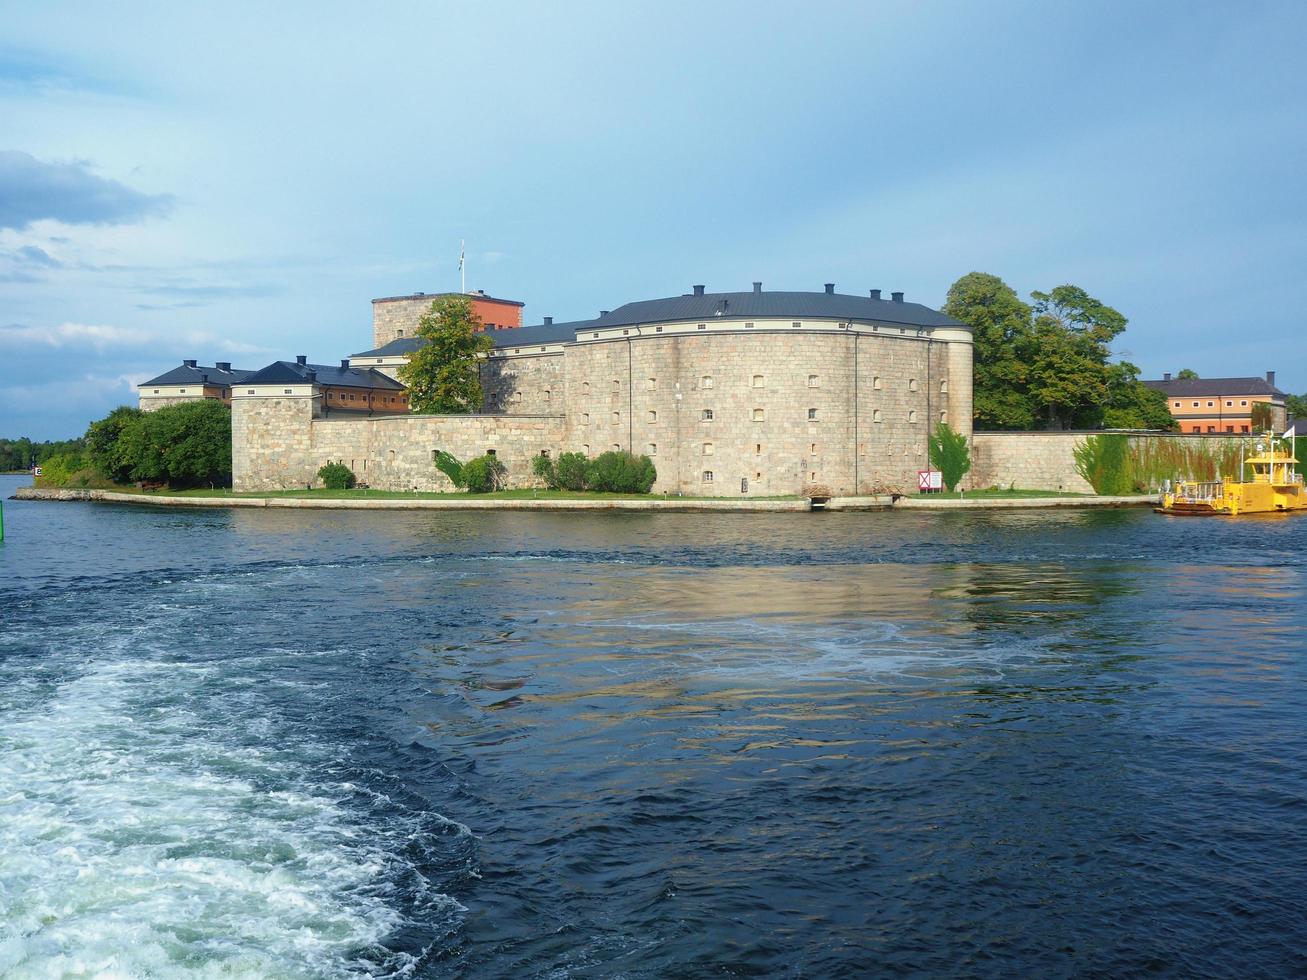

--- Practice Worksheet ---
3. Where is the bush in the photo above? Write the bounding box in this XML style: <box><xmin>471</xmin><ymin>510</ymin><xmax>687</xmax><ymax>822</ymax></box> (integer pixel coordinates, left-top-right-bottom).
<box><xmin>1073</xmin><ymin>434</ymin><xmax>1132</xmax><ymax>495</ymax></box>
<box><xmin>317</xmin><ymin>462</ymin><xmax>356</xmax><ymax>489</ymax></box>
<box><xmin>433</xmin><ymin>450</ymin><xmax>465</xmax><ymax>488</ymax></box>
<box><xmin>84</xmin><ymin>406</ymin><xmax>144</xmax><ymax>484</ymax></box>
<box><xmin>531</xmin><ymin>453</ymin><xmax>556</xmax><ymax>486</ymax></box>
<box><xmin>461</xmin><ymin>454</ymin><xmax>507</xmax><ymax>493</ymax></box>
<box><xmin>927</xmin><ymin>422</ymin><xmax>971</xmax><ymax>491</ymax></box>
<box><xmin>554</xmin><ymin>452</ymin><xmax>590</xmax><ymax>491</ymax></box>
<box><xmin>585</xmin><ymin>451</ymin><xmax>657</xmax><ymax>493</ymax></box>
<box><xmin>110</xmin><ymin>400</ymin><xmax>232</xmax><ymax>488</ymax></box>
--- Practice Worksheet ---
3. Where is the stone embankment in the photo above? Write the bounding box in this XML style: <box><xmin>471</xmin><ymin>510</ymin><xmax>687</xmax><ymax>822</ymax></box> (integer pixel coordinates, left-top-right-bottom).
<box><xmin>14</xmin><ymin>487</ymin><xmax>1158</xmax><ymax>512</ymax></box>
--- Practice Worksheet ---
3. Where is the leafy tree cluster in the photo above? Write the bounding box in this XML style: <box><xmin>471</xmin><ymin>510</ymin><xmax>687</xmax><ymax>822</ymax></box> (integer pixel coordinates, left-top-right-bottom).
<box><xmin>38</xmin><ymin>401</ymin><xmax>233</xmax><ymax>489</ymax></box>
<box><xmin>944</xmin><ymin>273</ymin><xmax>1175</xmax><ymax>431</ymax></box>
<box><xmin>1283</xmin><ymin>393</ymin><xmax>1307</xmax><ymax>421</ymax></box>
<box><xmin>398</xmin><ymin>295</ymin><xmax>496</xmax><ymax>414</ymax></box>
<box><xmin>0</xmin><ymin>435</ymin><xmax>86</xmax><ymax>471</ymax></box>
<box><xmin>533</xmin><ymin>450</ymin><xmax>657</xmax><ymax>493</ymax></box>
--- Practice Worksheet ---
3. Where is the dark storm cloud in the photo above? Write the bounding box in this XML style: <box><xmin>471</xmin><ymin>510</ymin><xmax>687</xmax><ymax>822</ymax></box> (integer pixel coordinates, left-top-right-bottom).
<box><xmin>0</xmin><ymin>150</ymin><xmax>173</xmax><ymax>230</ymax></box>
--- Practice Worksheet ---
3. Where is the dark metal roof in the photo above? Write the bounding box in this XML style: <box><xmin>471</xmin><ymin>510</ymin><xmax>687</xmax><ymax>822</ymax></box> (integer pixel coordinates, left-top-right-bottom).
<box><xmin>371</xmin><ymin>290</ymin><xmax>524</xmax><ymax>307</ymax></box>
<box><xmin>1144</xmin><ymin>377</ymin><xmax>1285</xmax><ymax>398</ymax></box>
<box><xmin>587</xmin><ymin>288</ymin><xmax>965</xmax><ymax>330</ymax></box>
<box><xmin>242</xmin><ymin>360</ymin><xmax>406</xmax><ymax>390</ymax></box>
<box><xmin>139</xmin><ymin>363</ymin><xmax>255</xmax><ymax>388</ymax></box>
<box><xmin>493</xmin><ymin>319</ymin><xmax>596</xmax><ymax>348</ymax></box>
<box><xmin>350</xmin><ymin>337</ymin><xmax>424</xmax><ymax>358</ymax></box>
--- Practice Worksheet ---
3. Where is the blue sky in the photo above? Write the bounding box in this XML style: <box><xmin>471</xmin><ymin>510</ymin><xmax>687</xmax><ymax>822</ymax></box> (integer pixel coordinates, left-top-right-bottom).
<box><xmin>2</xmin><ymin>0</ymin><xmax>1304</xmax><ymax>439</ymax></box>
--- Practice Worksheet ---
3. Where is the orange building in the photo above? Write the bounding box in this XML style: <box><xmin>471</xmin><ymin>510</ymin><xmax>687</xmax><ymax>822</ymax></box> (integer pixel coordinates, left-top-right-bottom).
<box><xmin>1144</xmin><ymin>371</ymin><xmax>1286</xmax><ymax>434</ymax></box>
<box><xmin>370</xmin><ymin>289</ymin><xmax>524</xmax><ymax>348</ymax></box>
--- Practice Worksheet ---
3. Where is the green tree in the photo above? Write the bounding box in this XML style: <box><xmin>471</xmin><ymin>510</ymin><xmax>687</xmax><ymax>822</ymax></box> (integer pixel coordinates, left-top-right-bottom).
<box><xmin>461</xmin><ymin>454</ymin><xmax>507</xmax><ymax>492</ymax></box>
<box><xmin>1284</xmin><ymin>393</ymin><xmax>1307</xmax><ymax>419</ymax></box>
<box><xmin>1177</xmin><ymin>368</ymin><xmax>1199</xmax><ymax>380</ymax></box>
<box><xmin>943</xmin><ymin>272</ymin><xmax>1036</xmax><ymax>430</ymax></box>
<box><xmin>927</xmin><ymin>422</ymin><xmax>971</xmax><ymax>491</ymax></box>
<box><xmin>553</xmin><ymin>452</ymin><xmax>589</xmax><ymax>491</ymax></box>
<box><xmin>1251</xmin><ymin>402</ymin><xmax>1275</xmax><ymax>431</ymax></box>
<box><xmin>398</xmin><ymin>295</ymin><xmax>495</xmax><ymax>414</ymax></box>
<box><xmin>85</xmin><ymin>406</ymin><xmax>144</xmax><ymax>483</ymax></box>
<box><xmin>585</xmin><ymin>451</ymin><xmax>657</xmax><ymax>493</ymax></box>
<box><xmin>1101</xmin><ymin>362</ymin><xmax>1177</xmax><ymax>430</ymax></box>
<box><xmin>123</xmin><ymin>401</ymin><xmax>232</xmax><ymax>487</ymax></box>
<box><xmin>1026</xmin><ymin>285</ymin><xmax>1129</xmax><ymax>429</ymax></box>
<box><xmin>433</xmin><ymin>449</ymin><xmax>466</xmax><ymax>487</ymax></box>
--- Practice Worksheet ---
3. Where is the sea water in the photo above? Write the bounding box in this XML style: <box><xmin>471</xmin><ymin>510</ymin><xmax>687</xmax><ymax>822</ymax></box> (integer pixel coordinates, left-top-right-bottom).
<box><xmin>1</xmin><ymin>474</ymin><xmax>1305</xmax><ymax>976</ymax></box>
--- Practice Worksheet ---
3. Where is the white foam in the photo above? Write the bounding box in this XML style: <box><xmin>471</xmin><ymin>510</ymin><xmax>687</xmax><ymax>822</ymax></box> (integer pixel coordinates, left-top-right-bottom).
<box><xmin>0</xmin><ymin>647</ymin><xmax>460</xmax><ymax>977</ymax></box>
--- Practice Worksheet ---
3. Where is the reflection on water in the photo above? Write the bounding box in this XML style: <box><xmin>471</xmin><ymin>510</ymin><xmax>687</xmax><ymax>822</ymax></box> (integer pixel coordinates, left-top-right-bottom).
<box><xmin>1</xmin><ymin>474</ymin><xmax>1305</xmax><ymax>976</ymax></box>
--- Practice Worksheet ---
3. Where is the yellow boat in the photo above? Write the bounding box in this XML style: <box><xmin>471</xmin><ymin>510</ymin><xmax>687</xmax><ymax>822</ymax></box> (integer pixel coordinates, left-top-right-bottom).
<box><xmin>1158</xmin><ymin>433</ymin><xmax>1304</xmax><ymax>516</ymax></box>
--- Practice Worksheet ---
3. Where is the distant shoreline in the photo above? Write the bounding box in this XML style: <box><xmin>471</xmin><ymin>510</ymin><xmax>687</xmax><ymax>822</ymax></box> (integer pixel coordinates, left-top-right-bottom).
<box><xmin>12</xmin><ymin>486</ymin><xmax>1157</xmax><ymax>513</ymax></box>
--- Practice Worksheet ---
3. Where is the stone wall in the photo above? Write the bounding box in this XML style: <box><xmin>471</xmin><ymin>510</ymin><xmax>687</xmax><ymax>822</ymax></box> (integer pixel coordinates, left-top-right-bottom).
<box><xmin>969</xmin><ymin>431</ymin><xmax>1252</xmax><ymax>493</ymax></box>
<box><xmin>238</xmin><ymin>324</ymin><xmax>973</xmax><ymax>497</ymax></box>
<box><xmin>372</xmin><ymin>294</ymin><xmax>524</xmax><ymax>347</ymax></box>
<box><xmin>234</xmin><ymin>390</ymin><xmax>564</xmax><ymax>491</ymax></box>
<box><xmin>559</xmin><ymin>330</ymin><xmax>964</xmax><ymax>496</ymax></box>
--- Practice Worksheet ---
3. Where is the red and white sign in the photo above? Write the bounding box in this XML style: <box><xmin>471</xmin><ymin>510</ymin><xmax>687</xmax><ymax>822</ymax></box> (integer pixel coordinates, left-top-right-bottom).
<box><xmin>917</xmin><ymin>470</ymin><xmax>943</xmax><ymax>491</ymax></box>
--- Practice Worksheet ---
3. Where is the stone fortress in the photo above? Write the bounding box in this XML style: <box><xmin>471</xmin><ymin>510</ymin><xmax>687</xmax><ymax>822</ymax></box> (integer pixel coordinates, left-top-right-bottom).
<box><xmin>184</xmin><ymin>282</ymin><xmax>976</xmax><ymax>495</ymax></box>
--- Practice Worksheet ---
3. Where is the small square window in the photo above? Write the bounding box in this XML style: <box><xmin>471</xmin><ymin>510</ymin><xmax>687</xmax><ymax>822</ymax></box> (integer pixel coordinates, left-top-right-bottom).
<box><xmin>908</xmin><ymin>410</ymin><xmax>918</xmax><ymax>423</ymax></box>
<box><xmin>702</xmin><ymin>470</ymin><xmax>714</xmax><ymax>482</ymax></box>
<box><xmin>1192</xmin><ymin>401</ymin><xmax>1200</xmax><ymax>407</ymax></box>
<box><xmin>613</xmin><ymin>444</ymin><xmax>621</xmax><ymax>451</ymax></box>
<box><xmin>612</xmin><ymin>412</ymin><xmax>620</xmax><ymax>424</ymax></box>
<box><xmin>753</xmin><ymin>408</ymin><xmax>765</xmax><ymax>421</ymax></box>
<box><xmin>701</xmin><ymin>408</ymin><xmax>714</xmax><ymax>421</ymax></box>
<box><xmin>543</xmin><ymin>390</ymin><xmax>551</xmax><ymax>401</ymax></box>
<box><xmin>810</xmin><ymin>443</ymin><xmax>818</xmax><ymax>455</ymax></box>
<box><xmin>940</xmin><ymin>380</ymin><xmax>948</xmax><ymax>392</ymax></box>
<box><xmin>752</xmin><ymin>375</ymin><xmax>764</xmax><ymax>387</ymax></box>
<box><xmin>702</xmin><ymin>375</ymin><xmax>714</xmax><ymax>389</ymax></box>
<box><xmin>613</xmin><ymin>379</ymin><xmax>621</xmax><ymax>391</ymax></box>
<box><xmin>648</xmin><ymin>443</ymin><xmax>657</xmax><ymax>455</ymax></box>
<box><xmin>873</xmin><ymin>409</ymin><xmax>883</xmax><ymax>423</ymax></box>
<box><xmin>744</xmin><ymin>321</ymin><xmax>754</xmax><ymax>329</ymax></box>
<box><xmin>153</xmin><ymin>389</ymin><xmax>160</xmax><ymax>394</ymax></box>
<box><xmin>180</xmin><ymin>388</ymin><xmax>187</xmax><ymax>394</ymax></box>
<box><xmin>703</xmin><ymin>442</ymin><xmax>714</xmax><ymax>455</ymax></box>
<box><xmin>582</xmin><ymin>382</ymin><xmax>590</xmax><ymax>393</ymax></box>
<box><xmin>1206</xmin><ymin>400</ymin><xmax>1213</xmax><ymax>407</ymax></box>
<box><xmin>486</xmin><ymin>448</ymin><xmax>496</xmax><ymax>456</ymax></box>
<box><xmin>807</xmin><ymin>408</ymin><xmax>818</xmax><ymax>420</ymax></box>
<box><xmin>909</xmin><ymin>378</ymin><xmax>918</xmax><ymax>392</ymax></box>
<box><xmin>655</xmin><ymin>326</ymin><xmax>663</xmax><ymax>333</ymax></box>
<box><xmin>697</xmin><ymin>323</ymin><xmax>706</xmax><ymax>330</ymax></box>
<box><xmin>247</xmin><ymin>389</ymin><xmax>255</xmax><ymax>395</ymax></box>
<box><xmin>1241</xmin><ymin>400</ymin><xmax>1248</xmax><ymax>407</ymax></box>
<box><xmin>873</xmin><ymin>376</ymin><xmax>882</xmax><ymax>390</ymax></box>
<box><xmin>791</xmin><ymin>321</ymin><xmax>801</xmax><ymax>328</ymax></box>
<box><xmin>1225</xmin><ymin>400</ymin><xmax>1233</xmax><ymax>407</ymax></box>
<box><xmin>647</xmin><ymin>377</ymin><xmax>657</xmax><ymax>390</ymax></box>
<box><xmin>808</xmin><ymin>375</ymin><xmax>819</xmax><ymax>387</ymax></box>
<box><xmin>755</xmin><ymin>443</ymin><xmax>762</xmax><ymax>454</ymax></box>
<box><xmin>582</xmin><ymin>413</ymin><xmax>590</xmax><ymax>424</ymax></box>
<box><xmin>647</xmin><ymin>410</ymin><xmax>657</xmax><ymax>423</ymax></box>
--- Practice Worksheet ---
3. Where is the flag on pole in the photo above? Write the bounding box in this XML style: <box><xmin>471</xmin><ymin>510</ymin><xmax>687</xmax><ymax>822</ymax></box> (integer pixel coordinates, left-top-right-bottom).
<box><xmin>458</xmin><ymin>240</ymin><xmax>464</xmax><ymax>272</ymax></box>
<box><xmin>459</xmin><ymin>240</ymin><xmax>465</xmax><ymax>293</ymax></box>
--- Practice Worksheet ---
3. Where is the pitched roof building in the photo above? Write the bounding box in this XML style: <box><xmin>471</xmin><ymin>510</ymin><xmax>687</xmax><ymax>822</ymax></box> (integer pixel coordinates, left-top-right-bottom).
<box><xmin>138</xmin><ymin>360</ymin><xmax>255</xmax><ymax>411</ymax></box>
<box><xmin>1143</xmin><ymin>371</ymin><xmax>1286</xmax><ymax>434</ymax></box>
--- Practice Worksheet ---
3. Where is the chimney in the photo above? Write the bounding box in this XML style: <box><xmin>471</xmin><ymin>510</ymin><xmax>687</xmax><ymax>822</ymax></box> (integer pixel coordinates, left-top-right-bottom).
<box><xmin>1267</xmin><ymin>370</ymin><xmax>1276</xmax><ymax>386</ymax></box>
<box><xmin>1163</xmin><ymin>372</ymin><xmax>1172</xmax><ymax>382</ymax></box>
<box><xmin>215</xmin><ymin>361</ymin><xmax>231</xmax><ymax>371</ymax></box>
<box><xmin>692</xmin><ymin>284</ymin><xmax>705</xmax><ymax>296</ymax></box>
<box><xmin>891</xmin><ymin>291</ymin><xmax>904</xmax><ymax>303</ymax></box>
<box><xmin>543</xmin><ymin>316</ymin><xmax>553</xmax><ymax>325</ymax></box>
<box><xmin>824</xmin><ymin>283</ymin><xmax>835</xmax><ymax>294</ymax></box>
<box><xmin>340</xmin><ymin>359</ymin><xmax>350</xmax><ymax>369</ymax></box>
<box><xmin>869</xmin><ymin>289</ymin><xmax>881</xmax><ymax>300</ymax></box>
<box><xmin>753</xmin><ymin>281</ymin><xmax>762</xmax><ymax>293</ymax></box>
<box><xmin>415</xmin><ymin>291</ymin><xmax>424</xmax><ymax>296</ymax></box>
<box><xmin>183</xmin><ymin>358</ymin><xmax>197</xmax><ymax>368</ymax></box>
<box><xmin>600</xmin><ymin>310</ymin><xmax>610</xmax><ymax>317</ymax></box>
<box><xmin>305</xmin><ymin>369</ymin><xmax>316</xmax><ymax>382</ymax></box>
<box><xmin>296</xmin><ymin>354</ymin><xmax>307</xmax><ymax>365</ymax></box>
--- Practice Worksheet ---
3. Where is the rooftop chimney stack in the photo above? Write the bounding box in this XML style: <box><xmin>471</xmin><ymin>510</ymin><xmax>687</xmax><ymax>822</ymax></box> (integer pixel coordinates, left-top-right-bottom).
<box><xmin>824</xmin><ymin>283</ymin><xmax>835</xmax><ymax>294</ymax></box>
<box><xmin>693</xmin><ymin>284</ymin><xmax>705</xmax><ymax>296</ymax></box>
<box><xmin>1163</xmin><ymin>372</ymin><xmax>1172</xmax><ymax>382</ymax></box>
<box><xmin>296</xmin><ymin>354</ymin><xmax>307</xmax><ymax>366</ymax></box>
<box><xmin>869</xmin><ymin>289</ymin><xmax>881</xmax><ymax>300</ymax></box>
<box><xmin>600</xmin><ymin>310</ymin><xmax>610</xmax><ymax>317</ymax></box>
<box><xmin>340</xmin><ymin>359</ymin><xmax>350</xmax><ymax>369</ymax></box>
<box><xmin>1267</xmin><ymin>370</ymin><xmax>1276</xmax><ymax>386</ymax></box>
<box><xmin>543</xmin><ymin>316</ymin><xmax>553</xmax><ymax>325</ymax></box>
<box><xmin>305</xmin><ymin>369</ymin><xmax>316</xmax><ymax>382</ymax></box>
<box><xmin>215</xmin><ymin>361</ymin><xmax>231</xmax><ymax>371</ymax></box>
<box><xmin>183</xmin><ymin>358</ymin><xmax>197</xmax><ymax>368</ymax></box>
<box><xmin>753</xmin><ymin>281</ymin><xmax>762</xmax><ymax>293</ymax></box>
<box><xmin>891</xmin><ymin>291</ymin><xmax>904</xmax><ymax>303</ymax></box>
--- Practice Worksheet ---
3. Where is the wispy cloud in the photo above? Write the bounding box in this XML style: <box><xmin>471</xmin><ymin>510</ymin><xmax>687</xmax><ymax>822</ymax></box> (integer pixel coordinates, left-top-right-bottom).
<box><xmin>0</xmin><ymin>320</ymin><xmax>274</xmax><ymax>355</ymax></box>
<box><xmin>0</xmin><ymin>150</ymin><xmax>173</xmax><ymax>231</ymax></box>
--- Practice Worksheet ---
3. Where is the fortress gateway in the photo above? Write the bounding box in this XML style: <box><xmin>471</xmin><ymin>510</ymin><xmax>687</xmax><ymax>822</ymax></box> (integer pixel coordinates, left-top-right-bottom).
<box><xmin>143</xmin><ymin>283</ymin><xmax>974</xmax><ymax>496</ymax></box>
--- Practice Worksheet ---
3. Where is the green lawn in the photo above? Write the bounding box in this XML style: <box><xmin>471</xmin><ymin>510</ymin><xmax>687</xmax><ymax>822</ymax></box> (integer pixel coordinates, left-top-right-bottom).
<box><xmin>913</xmin><ymin>487</ymin><xmax>1092</xmax><ymax>499</ymax></box>
<box><xmin>98</xmin><ymin>486</ymin><xmax>803</xmax><ymax>502</ymax></box>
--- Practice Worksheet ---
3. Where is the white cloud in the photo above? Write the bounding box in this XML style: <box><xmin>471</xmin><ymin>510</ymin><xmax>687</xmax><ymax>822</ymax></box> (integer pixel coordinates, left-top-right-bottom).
<box><xmin>0</xmin><ymin>320</ymin><xmax>274</xmax><ymax>355</ymax></box>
